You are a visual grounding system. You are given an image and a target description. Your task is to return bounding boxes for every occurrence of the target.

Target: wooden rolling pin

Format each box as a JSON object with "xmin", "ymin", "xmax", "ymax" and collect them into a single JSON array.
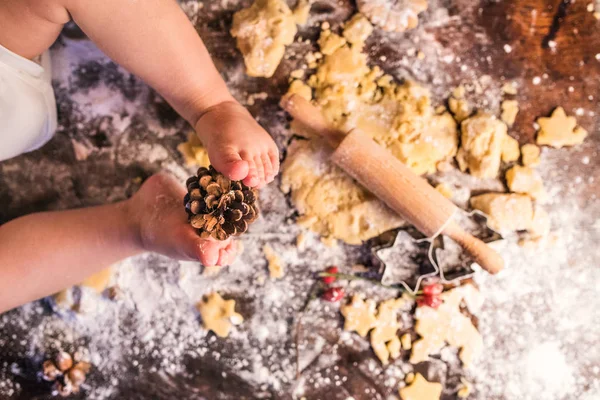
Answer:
[{"xmin": 281, "ymin": 94, "xmax": 504, "ymax": 274}]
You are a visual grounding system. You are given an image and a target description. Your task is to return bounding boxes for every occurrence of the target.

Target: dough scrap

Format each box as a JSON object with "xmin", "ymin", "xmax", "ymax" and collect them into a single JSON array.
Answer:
[
  {"xmin": 399, "ymin": 373, "xmax": 442, "ymax": 400},
  {"xmin": 536, "ymin": 107, "xmax": 587, "ymax": 148},
  {"xmin": 177, "ymin": 132, "xmax": 210, "ymax": 167},
  {"xmin": 501, "ymin": 135, "xmax": 520, "ymax": 163},
  {"xmin": 456, "ymin": 113, "xmax": 508, "ymax": 179},
  {"xmin": 282, "ymin": 17, "xmax": 458, "ymax": 243},
  {"xmin": 281, "ymin": 139, "xmax": 403, "ymax": 244},
  {"xmin": 231, "ymin": 0, "xmax": 298, "ymax": 78},
  {"xmin": 287, "ymin": 80, "xmax": 312, "ymax": 101},
  {"xmin": 501, "ymin": 99, "xmax": 519, "ymax": 126},
  {"xmin": 197, "ymin": 292, "xmax": 244, "ymax": 338},
  {"xmin": 340, "ymin": 294, "xmax": 378, "ymax": 337},
  {"xmin": 342, "ymin": 13, "xmax": 374, "ymax": 44},
  {"xmin": 410, "ymin": 284, "xmax": 483, "ymax": 367},
  {"xmin": 448, "ymin": 86, "xmax": 471, "ymax": 123},
  {"xmin": 370, "ymin": 298, "xmax": 405, "ymax": 364},
  {"xmin": 80, "ymin": 267, "xmax": 114, "ymax": 293},
  {"xmin": 263, "ymin": 244, "xmax": 284, "ymax": 279},
  {"xmin": 521, "ymin": 144, "xmax": 541, "ymax": 167},
  {"xmin": 502, "ymin": 82, "xmax": 518, "ymax": 95},
  {"xmin": 292, "ymin": 0, "xmax": 311, "ymax": 25},
  {"xmin": 357, "ymin": 0, "xmax": 428, "ymax": 32},
  {"xmin": 529, "ymin": 205, "xmax": 551, "ymax": 239},
  {"xmin": 470, "ymin": 193, "xmax": 533, "ymax": 233},
  {"xmin": 341, "ymin": 295, "xmax": 406, "ymax": 364},
  {"xmin": 435, "ymin": 183, "xmax": 453, "ymax": 199},
  {"xmin": 505, "ymin": 165, "xmax": 545, "ymax": 200}
]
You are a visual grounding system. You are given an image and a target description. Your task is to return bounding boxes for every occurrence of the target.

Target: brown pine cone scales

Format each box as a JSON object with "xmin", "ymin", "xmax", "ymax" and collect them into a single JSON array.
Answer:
[
  {"xmin": 184, "ymin": 166, "xmax": 259, "ymax": 240},
  {"xmin": 41, "ymin": 351, "xmax": 91, "ymax": 397}
]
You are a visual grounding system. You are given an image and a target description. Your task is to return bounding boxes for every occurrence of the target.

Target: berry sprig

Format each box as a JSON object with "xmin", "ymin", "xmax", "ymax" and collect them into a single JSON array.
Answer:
[
  {"xmin": 416, "ymin": 279, "xmax": 444, "ymax": 309},
  {"xmin": 319, "ymin": 266, "xmax": 345, "ymax": 302}
]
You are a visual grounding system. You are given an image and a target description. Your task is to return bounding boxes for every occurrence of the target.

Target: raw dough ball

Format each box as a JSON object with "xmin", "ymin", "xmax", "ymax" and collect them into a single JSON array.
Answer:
[
  {"xmin": 536, "ymin": 107, "xmax": 587, "ymax": 148},
  {"xmin": 470, "ymin": 193, "xmax": 533, "ymax": 232},
  {"xmin": 357, "ymin": 0, "xmax": 428, "ymax": 32},
  {"xmin": 456, "ymin": 113, "xmax": 508, "ymax": 179},
  {"xmin": 231, "ymin": 0, "xmax": 298, "ymax": 77},
  {"xmin": 505, "ymin": 165, "xmax": 545, "ymax": 200},
  {"xmin": 521, "ymin": 144, "xmax": 541, "ymax": 167}
]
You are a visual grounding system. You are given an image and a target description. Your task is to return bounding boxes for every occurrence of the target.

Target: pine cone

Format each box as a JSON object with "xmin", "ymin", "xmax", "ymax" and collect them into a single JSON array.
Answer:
[
  {"xmin": 184, "ymin": 166, "xmax": 259, "ymax": 240},
  {"xmin": 41, "ymin": 351, "xmax": 91, "ymax": 397}
]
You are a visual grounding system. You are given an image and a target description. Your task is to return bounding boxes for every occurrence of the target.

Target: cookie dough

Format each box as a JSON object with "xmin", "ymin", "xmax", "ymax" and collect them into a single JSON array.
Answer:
[
  {"xmin": 197, "ymin": 292, "xmax": 244, "ymax": 338},
  {"xmin": 280, "ymin": 139, "xmax": 404, "ymax": 244},
  {"xmin": 470, "ymin": 193, "xmax": 533, "ymax": 232},
  {"xmin": 501, "ymin": 99, "xmax": 519, "ymax": 126},
  {"xmin": 340, "ymin": 295, "xmax": 406, "ymax": 364},
  {"xmin": 357, "ymin": 0, "xmax": 428, "ymax": 32},
  {"xmin": 456, "ymin": 113, "xmax": 508, "ymax": 179},
  {"xmin": 501, "ymin": 135, "xmax": 520, "ymax": 163},
  {"xmin": 263, "ymin": 244, "xmax": 284, "ymax": 279},
  {"xmin": 370, "ymin": 298, "xmax": 405, "ymax": 364},
  {"xmin": 536, "ymin": 107, "xmax": 588, "ymax": 148},
  {"xmin": 410, "ymin": 285, "xmax": 483, "ymax": 367},
  {"xmin": 435, "ymin": 183, "xmax": 453, "ymax": 199},
  {"xmin": 231, "ymin": 0, "xmax": 298, "ymax": 77},
  {"xmin": 505, "ymin": 165, "xmax": 545, "ymax": 200},
  {"xmin": 178, "ymin": 132, "xmax": 210, "ymax": 167},
  {"xmin": 282, "ymin": 17, "xmax": 457, "ymax": 243},
  {"xmin": 340, "ymin": 294, "xmax": 378, "ymax": 337},
  {"xmin": 521, "ymin": 144, "xmax": 541, "ymax": 167},
  {"xmin": 448, "ymin": 86, "xmax": 472, "ymax": 123},
  {"xmin": 399, "ymin": 373, "xmax": 442, "ymax": 400}
]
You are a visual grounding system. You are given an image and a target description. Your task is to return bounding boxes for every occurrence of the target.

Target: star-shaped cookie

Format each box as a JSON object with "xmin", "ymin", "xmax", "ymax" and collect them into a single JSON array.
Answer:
[
  {"xmin": 536, "ymin": 107, "xmax": 587, "ymax": 148},
  {"xmin": 197, "ymin": 292, "xmax": 243, "ymax": 338}
]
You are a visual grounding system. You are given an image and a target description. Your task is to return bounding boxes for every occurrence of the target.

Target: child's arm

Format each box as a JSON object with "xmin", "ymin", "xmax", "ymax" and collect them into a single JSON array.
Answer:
[
  {"xmin": 0, "ymin": 173, "xmax": 237, "ymax": 314},
  {"xmin": 63, "ymin": 0, "xmax": 279, "ymax": 187},
  {"xmin": 64, "ymin": 0, "xmax": 231, "ymax": 128}
]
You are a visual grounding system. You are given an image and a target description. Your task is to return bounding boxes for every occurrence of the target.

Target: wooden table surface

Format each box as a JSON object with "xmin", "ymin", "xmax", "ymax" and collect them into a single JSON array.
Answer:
[{"xmin": 0, "ymin": 1, "xmax": 598, "ymax": 399}]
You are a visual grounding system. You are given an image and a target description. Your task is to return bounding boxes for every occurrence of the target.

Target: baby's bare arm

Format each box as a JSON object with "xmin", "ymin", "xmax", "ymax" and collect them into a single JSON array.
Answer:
[
  {"xmin": 0, "ymin": 0, "xmax": 233, "ymax": 126},
  {"xmin": 0, "ymin": 174, "xmax": 238, "ymax": 314},
  {"xmin": 64, "ymin": 0, "xmax": 234, "ymax": 126}
]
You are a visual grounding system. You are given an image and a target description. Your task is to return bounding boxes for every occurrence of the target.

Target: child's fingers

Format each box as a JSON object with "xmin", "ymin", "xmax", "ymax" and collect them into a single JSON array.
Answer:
[
  {"xmin": 211, "ymin": 151, "xmax": 249, "ymax": 181},
  {"xmin": 269, "ymin": 149, "xmax": 280, "ymax": 176},
  {"xmin": 242, "ymin": 157, "xmax": 259, "ymax": 187},
  {"xmin": 217, "ymin": 240, "xmax": 238, "ymax": 266},
  {"xmin": 253, "ymin": 155, "xmax": 266, "ymax": 187},
  {"xmin": 262, "ymin": 153, "xmax": 273, "ymax": 183}
]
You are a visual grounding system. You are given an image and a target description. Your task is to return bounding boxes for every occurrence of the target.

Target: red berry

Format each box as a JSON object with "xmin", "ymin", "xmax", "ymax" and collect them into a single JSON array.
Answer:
[
  {"xmin": 417, "ymin": 295, "xmax": 443, "ymax": 309},
  {"xmin": 322, "ymin": 266, "xmax": 339, "ymax": 285},
  {"xmin": 422, "ymin": 283, "xmax": 443, "ymax": 297},
  {"xmin": 322, "ymin": 287, "xmax": 344, "ymax": 302}
]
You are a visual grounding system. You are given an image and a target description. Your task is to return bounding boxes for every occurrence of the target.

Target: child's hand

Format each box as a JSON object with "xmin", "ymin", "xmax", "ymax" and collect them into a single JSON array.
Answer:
[
  {"xmin": 194, "ymin": 101, "xmax": 279, "ymax": 188},
  {"xmin": 128, "ymin": 173, "xmax": 239, "ymax": 266}
]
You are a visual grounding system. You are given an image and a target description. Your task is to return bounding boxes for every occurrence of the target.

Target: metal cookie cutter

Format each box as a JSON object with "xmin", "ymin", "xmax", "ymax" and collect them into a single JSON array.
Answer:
[{"xmin": 372, "ymin": 210, "xmax": 502, "ymax": 295}]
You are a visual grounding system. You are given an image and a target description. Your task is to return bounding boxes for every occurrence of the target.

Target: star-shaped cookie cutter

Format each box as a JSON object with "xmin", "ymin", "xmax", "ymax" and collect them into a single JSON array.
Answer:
[{"xmin": 371, "ymin": 210, "xmax": 502, "ymax": 295}]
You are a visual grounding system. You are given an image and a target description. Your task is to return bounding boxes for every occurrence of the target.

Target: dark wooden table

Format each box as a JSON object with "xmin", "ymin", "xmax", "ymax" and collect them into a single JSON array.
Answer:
[{"xmin": 0, "ymin": 1, "xmax": 598, "ymax": 399}]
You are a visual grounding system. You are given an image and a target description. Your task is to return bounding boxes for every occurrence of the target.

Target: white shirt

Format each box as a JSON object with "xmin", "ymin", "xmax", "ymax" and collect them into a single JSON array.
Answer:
[{"xmin": 0, "ymin": 43, "xmax": 57, "ymax": 162}]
